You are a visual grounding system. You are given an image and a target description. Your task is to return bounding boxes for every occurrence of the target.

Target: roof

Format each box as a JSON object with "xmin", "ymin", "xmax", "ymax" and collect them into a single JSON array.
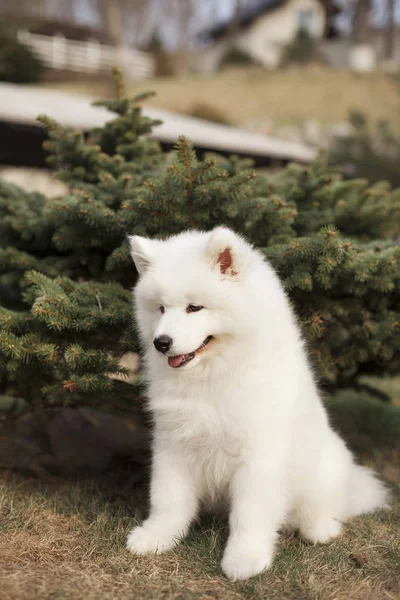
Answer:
[
  {"xmin": 0, "ymin": 83, "xmax": 316, "ymax": 165},
  {"xmin": 200, "ymin": 0, "xmax": 340, "ymax": 42}
]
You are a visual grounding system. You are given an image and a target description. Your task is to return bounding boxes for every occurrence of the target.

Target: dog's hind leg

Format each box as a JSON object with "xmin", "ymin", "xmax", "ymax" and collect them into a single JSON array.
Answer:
[{"xmin": 296, "ymin": 435, "xmax": 349, "ymax": 544}]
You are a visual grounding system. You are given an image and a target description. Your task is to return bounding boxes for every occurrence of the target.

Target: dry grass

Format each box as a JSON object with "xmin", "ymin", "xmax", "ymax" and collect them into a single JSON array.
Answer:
[
  {"xmin": 0, "ymin": 464, "xmax": 398, "ymax": 600},
  {"xmin": 0, "ymin": 446, "xmax": 398, "ymax": 595},
  {"xmin": 131, "ymin": 67, "xmax": 400, "ymax": 126},
  {"xmin": 43, "ymin": 66, "xmax": 400, "ymax": 127},
  {"xmin": 0, "ymin": 380, "xmax": 399, "ymax": 599}
]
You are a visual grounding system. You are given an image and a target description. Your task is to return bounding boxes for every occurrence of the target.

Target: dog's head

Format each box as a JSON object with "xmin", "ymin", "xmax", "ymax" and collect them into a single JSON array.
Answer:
[{"xmin": 129, "ymin": 227, "xmax": 262, "ymax": 374}]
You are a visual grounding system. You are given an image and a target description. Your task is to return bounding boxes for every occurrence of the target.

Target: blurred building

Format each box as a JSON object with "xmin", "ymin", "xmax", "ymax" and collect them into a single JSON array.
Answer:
[
  {"xmin": 16, "ymin": 27, "xmax": 154, "ymax": 81},
  {"xmin": 0, "ymin": 3, "xmax": 155, "ymax": 81},
  {"xmin": 196, "ymin": 0, "xmax": 340, "ymax": 73}
]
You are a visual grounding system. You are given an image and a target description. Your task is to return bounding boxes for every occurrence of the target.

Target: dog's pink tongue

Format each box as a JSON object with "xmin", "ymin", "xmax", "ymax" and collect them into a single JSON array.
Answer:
[{"xmin": 168, "ymin": 355, "xmax": 185, "ymax": 368}]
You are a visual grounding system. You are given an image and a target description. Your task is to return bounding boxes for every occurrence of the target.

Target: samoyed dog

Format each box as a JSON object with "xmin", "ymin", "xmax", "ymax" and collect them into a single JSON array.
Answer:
[{"xmin": 126, "ymin": 226, "xmax": 387, "ymax": 581}]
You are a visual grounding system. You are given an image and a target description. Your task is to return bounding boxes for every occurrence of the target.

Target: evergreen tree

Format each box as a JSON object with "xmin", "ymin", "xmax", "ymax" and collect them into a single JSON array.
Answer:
[
  {"xmin": 281, "ymin": 27, "xmax": 317, "ymax": 67},
  {"xmin": 329, "ymin": 111, "xmax": 400, "ymax": 188},
  {"xmin": 0, "ymin": 25, "xmax": 44, "ymax": 84},
  {"xmin": 0, "ymin": 71, "xmax": 399, "ymax": 412}
]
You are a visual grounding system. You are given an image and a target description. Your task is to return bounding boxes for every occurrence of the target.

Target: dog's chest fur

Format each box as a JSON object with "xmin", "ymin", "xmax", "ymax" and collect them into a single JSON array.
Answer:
[{"xmin": 154, "ymin": 399, "xmax": 243, "ymax": 504}]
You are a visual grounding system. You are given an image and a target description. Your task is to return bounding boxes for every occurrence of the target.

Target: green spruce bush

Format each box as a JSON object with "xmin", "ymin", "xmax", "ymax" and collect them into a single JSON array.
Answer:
[
  {"xmin": 219, "ymin": 46, "xmax": 255, "ymax": 69},
  {"xmin": 0, "ymin": 26, "xmax": 44, "ymax": 84},
  {"xmin": 329, "ymin": 111, "xmax": 400, "ymax": 187},
  {"xmin": 0, "ymin": 70, "xmax": 399, "ymax": 413},
  {"xmin": 281, "ymin": 27, "xmax": 317, "ymax": 67}
]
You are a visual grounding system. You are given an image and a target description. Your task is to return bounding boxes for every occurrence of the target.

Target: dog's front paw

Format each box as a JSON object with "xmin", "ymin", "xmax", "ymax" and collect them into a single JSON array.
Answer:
[
  {"xmin": 221, "ymin": 545, "xmax": 272, "ymax": 581},
  {"xmin": 126, "ymin": 526, "xmax": 178, "ymax": 555}
]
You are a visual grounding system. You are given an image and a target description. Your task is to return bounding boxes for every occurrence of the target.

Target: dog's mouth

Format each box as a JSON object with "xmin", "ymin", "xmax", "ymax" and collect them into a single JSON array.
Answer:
[{"xmin": 168, "ymin": 336, "xmax": 214, "ymax": 368}]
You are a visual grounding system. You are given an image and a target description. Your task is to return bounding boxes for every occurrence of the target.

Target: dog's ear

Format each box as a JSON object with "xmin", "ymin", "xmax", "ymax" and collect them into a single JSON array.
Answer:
[
  {"xmin": 207, "ymin": 227, "xmax": 239, "ymax": 277},
  {"xmin": 128, "ymin": 235, "xmax": 153, "ymax": 275}
]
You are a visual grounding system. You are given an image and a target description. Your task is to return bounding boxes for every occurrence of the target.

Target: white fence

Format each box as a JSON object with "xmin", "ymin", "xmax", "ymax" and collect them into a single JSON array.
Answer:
[{"xmin": 17, "ymin": 30, "xmax": 155, "ymax": 80}]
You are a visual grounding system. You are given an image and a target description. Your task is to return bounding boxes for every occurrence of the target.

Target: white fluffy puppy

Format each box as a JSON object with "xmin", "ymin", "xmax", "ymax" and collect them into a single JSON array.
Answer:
[{"xmin": 126, "ymin": 226, "xmax": 387, "ymax": 581}]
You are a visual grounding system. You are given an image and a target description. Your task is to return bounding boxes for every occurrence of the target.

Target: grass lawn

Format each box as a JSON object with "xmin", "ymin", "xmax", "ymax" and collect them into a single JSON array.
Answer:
[
  {"xmin": 0, "ymin": 381, "xmax": 399, "ymax": 600},
  {"xmin": 43, "ymin": 67, "xmax": 400, "ymax": 128}
]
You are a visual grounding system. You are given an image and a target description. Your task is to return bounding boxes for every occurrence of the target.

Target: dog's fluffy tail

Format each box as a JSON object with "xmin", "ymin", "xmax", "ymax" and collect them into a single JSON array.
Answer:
[{"xmin": 346, "ymin": 464, "xmax": 388, "ymax": 518}]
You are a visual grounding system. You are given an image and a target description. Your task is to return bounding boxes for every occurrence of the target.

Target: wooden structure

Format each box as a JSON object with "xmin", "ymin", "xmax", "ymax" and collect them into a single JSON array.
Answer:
[{"xmin": 17, "ymin": 30, "xmax": 155, "ymax": 81}]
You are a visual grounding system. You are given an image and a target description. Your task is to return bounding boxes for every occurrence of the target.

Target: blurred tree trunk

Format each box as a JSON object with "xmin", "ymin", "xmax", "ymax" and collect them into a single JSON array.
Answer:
[
  {"xmin": 99, "ymin": 0, "xmax": 153, "ymax": 47},
  {"xmin": 171, "ymin": 0, "xmax": 195, "ymax": 51},
  {"xmin": 384, "ymin": 0, "xmax": 396, "ymax": 60},
  {"xmin": 223, "ymin": 0, "xmax": 247, "ymax": 58},
  {"xmin": 102, "ymin": 0, "xmax": 124, "ymax": 46},
  {"xmin": 352, "ymin": 0, "xmax": 371, "ymax": 45},
  {"xmin": 157, "ymin": 0, "xmax": 196, "ymax": 75},
  {"xmin": 227, "ymin": 0, "xmax": 243, "ymax": 37}
]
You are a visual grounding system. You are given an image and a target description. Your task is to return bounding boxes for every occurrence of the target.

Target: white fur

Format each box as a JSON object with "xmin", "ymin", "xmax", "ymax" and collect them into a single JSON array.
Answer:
[{"xmin": 126, "ymin": 227, "xmax": 388, "ymax": 581}]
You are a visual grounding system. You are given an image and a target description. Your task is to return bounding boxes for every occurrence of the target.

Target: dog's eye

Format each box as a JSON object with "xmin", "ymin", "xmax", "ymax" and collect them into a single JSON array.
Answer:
[
  {"xmin": 187, "ymin": 304, "xmax": 203, "ymax": 313},
  {"xmin": 159, "ymin": 305, "xmax": 165, "ymax": 314}
]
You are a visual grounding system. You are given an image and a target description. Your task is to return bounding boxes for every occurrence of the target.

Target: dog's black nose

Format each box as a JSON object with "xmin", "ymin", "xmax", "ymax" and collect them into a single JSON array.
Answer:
[{"xmin": 154, "ymin": 335, "xmax": 173, "ymax": 354}]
